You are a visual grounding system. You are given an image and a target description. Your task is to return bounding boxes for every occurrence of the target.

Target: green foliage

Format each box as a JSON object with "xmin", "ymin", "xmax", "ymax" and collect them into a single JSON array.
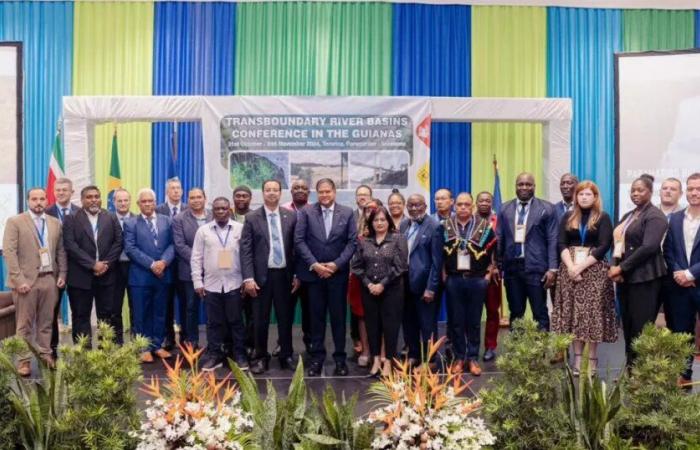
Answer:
[
  {"xmin": 0, "ymin": 323, "xmax": 147, "ymax": 450},
  {"xmin": 616, "ymin": 324, "xmax": 700, "ymax": 449},
  {"xmin": 481, "ymin": 318, "xmax": 576, "ymax": 449},
  {"xmin": 0, "ymin": 343, "xmax": 21, "ymax": 449},
  {"xmin": 230, "ymin": 359, "xmax": 371, "ymax": 450},
  {"xmin": 563, "ymin": 345, "xmax": 623, "ymax": 450}
]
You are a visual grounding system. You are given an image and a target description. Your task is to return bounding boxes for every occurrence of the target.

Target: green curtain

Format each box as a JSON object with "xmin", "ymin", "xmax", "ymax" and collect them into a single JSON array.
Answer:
[
  {"xmin": 72, "ymin": 1, "xmax": 154, "ymax": 200},
  {"xmin": 236, "ymin": 2, "xmax": 392, "ymax": 96},
  {"xmin": 623, "ymin": 10, "xmax": 695, "ymax": 52},
  {"xmin": 470, "ymin": 6, "xmax": 547, "ymax": 198}
]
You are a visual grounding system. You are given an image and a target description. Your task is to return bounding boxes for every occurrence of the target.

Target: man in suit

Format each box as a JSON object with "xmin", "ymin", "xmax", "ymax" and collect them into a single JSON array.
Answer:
[
  {"xmin": 63, "ymin": 185, "xmax": 123, "ymax": 345},
  {"xmin": 432, "ymin": 188, "xmax": 454, "ymax": 223},
  {"xmin": 124, "ymin": 188, "xmax": 175, "ymax": 363},
  {"xmin": 172, "ymin": 188, "xmax": 211, "ymax": 348},
  {"xmin": 241, "ymin": 180, "xmax": 299, "ymax": 374},
  {"xmin": 659, "ymin": 177, "xmax": 684, "ymax": 218},
  {"xmin": 400, "ymin": 194, "xmax": 443, "ymax": 367},
  {"xmin": 46, "ymin": 177, "xmax": 79, "ymax": 359},
  {"xmin": 3, "ymin": 188, "xmax": 67, "ymax": 375},
  {"xmin": 553, "ymin": 173, "xmax": 579, "ymax": 222},
  {"xmin": 663, "ymin": 173, "xmax": 700, "ymax": 388},
  {"xmin": 497, "ymin": 172, "xmax": 558, "ymax": 330},
  {"xmin": 295, "ymin": 178, "xmax": 357, "ymax": 377},
  {"xmin": 112, "ymin": 188, "xmax": 135, "ymax": 344},
  {"xmin": 156, "ymin": 178, "xmax": 187, "ymax": 351},
  {"xmin": 350, "ymin": 184, "xmax": 372, "ymax": 354}
]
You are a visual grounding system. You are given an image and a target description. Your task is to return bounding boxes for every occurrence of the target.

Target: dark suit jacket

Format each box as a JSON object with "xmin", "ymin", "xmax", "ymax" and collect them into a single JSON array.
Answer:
[
  {"xmin": 399, "ymin": 216, "xmax": 443, "ymax": 295},
  {"xmin": 615, "ymin": 202, "xmax": 667, "ymax": 283},
  {"xmin": 124, "ymin": 214, "xmax": 175, "ymax": 286},
  {"xmin": 240, "ymin": 206, "xmax": 297, "ymax": 286},
  {"xmin": 294, "ymin": 202, "xmax": 357, "ymax": 283},
  {"xmin": 46, "ymin": 203, "xmax": 80, "ymax": 224},
  {"xmin": 553, "ymin": 201, "xmax": 571, "ymax": 224},
  {"xmin": 63, "ymin": 209, "xmax": 123, "ymax": 289},
  {"xmin": 156, "ymin": 202, "xmax": 188, "ymax": 218},
  {"xmin": 113, "ymin": 212, "xmax": 136, "ymax": 261},
  {"xmin": 497, "ymin": 197, "xmax": 558, "ymax": 276},
  {"xmin": 172, "ymin": 209, "xmax": 212, "ymax": 281},
  {"xmin": 664, "ymin": 209, "xmax": 700, "ymax": 280}
]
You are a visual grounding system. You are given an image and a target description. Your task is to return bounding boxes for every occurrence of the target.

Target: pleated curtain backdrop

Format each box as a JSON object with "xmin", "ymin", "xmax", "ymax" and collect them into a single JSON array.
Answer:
[
  {"xmin": 72, "ymin": 1, "xmax": 154, "ymax": 200},
  {"xmin": 547, "ymin": 8, "xmax": 622, "ymax": 215},
  {"xmin": 0, "ymin": 1, "xmax": 73, "ymax": 192},
  {"xmin": 470, "ymin": 6, "xmax": 547, "ymax": 199},
  {"xmin": 623, "ymin": 9, "xmax": 695, "ymax": 52},
  {"xmin": 152, "ymin": 1, "xmax": 236, "ymax": 202},
  {"xmin": 696, "ymin": 10, "xmax": 700, "ymax": 47},
  {"xmin": 392, "ymin": 4, "xmax": 472, "ymax": 203}
]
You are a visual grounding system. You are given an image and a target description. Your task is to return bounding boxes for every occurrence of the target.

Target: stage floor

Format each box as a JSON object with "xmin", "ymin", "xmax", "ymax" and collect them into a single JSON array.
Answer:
[{"xmin": 51, "ymin": 322, "xmax": 699, "ymax": 416}]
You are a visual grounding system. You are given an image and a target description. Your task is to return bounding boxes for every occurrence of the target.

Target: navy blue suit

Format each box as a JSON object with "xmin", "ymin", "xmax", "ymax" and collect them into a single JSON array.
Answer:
[
  {"xmin": 663, "ymin": 209, "xmax": 700, "ymax": 379},
  {"xmin": 497, "ymin": 197, "xmax": 558, "ymax": 330},
  {"xmin": 124, "ymin": 214, "xmax": 175, "ymax": 351},
  {"xmin": 399, "ymin": 216, "xmax": 444, "ymax": 360},
  {"xmin": 294, "ymin": 202, "xmax": 357, "ymax": 365}
]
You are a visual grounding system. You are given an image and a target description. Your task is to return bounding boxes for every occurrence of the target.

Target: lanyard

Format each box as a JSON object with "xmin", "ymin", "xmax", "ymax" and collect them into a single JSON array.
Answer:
[
  {"xmin": 579, "ymin": 223, "xmax": 587, "ymax": 246},
  {"xmin": 406, "ymin": 221, "xmax": 420, "ymax": 241},
  {"xmin": 56, "ymin": 207, "xmax": 65, "ymax": 223},
  {"xmin": 35, "ymin": 218, "xmax": 46, "ymax": 247},
  {"xmin": 457, "ymin": 218, "xmax": 476, "ymax": 240},
  {"xmin": 215, "ymin": 224, "xmax": 231, "ymax": 248},
  {"xmin": 621, "ymin": 211, "xmax": 638, "ymax": 236}
]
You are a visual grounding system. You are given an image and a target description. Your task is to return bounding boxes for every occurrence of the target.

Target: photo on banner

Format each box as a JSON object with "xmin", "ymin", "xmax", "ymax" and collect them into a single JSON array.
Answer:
[{"xmin": 202, "ymin": 96, "xmax": 431, "ymax": 206}]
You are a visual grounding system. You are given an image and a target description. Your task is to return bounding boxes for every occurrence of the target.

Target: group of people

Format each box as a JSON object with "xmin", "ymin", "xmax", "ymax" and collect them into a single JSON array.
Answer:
[{"xmin": 3, "ymin": 171, "xmax": 699, "ymax": 387}]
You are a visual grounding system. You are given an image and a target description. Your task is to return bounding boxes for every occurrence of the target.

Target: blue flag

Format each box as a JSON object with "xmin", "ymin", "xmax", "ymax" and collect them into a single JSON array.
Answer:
[
  {"xmin": 167, "ymin": 122, "xmax": 179, "ymax": 181},
  {"xmin": 492, "ymin": 156, "xmax": 503, "ymax": 214}
]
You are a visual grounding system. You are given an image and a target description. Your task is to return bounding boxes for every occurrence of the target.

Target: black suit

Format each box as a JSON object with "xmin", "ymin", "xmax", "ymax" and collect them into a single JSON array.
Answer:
[
  {"xmin": 113, "ymin": 212, "xmax": 135, "ymax": 344},
  {"xmin": 156, "ymin": 202, "xmax": 187, "ymax": 348},
  {"xmin": 63, "ymin": 209, "xmax": 123, "ymax": 343},
  {"xmin": 46, "ymin": 203, "xmax": 80, "ymax": 355},
  {"xmin": 240, "ymin": 206, "xmax": 297, "ymax": 360}
]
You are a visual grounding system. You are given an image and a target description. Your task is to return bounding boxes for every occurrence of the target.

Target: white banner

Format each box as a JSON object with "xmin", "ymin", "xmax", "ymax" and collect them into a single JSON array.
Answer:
[{"xmin": 200, "ymin": 96, "xmax": 432, "ymax": 206}]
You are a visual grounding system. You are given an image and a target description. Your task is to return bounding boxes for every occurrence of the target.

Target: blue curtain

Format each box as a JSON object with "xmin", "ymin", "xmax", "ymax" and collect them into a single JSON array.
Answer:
[
  {"xmin": 0, "ymin": 1, "xmax": 73, "ymax": 193},
  {"xmin": 547, "ymin": 7, "xmax": 622, "ymax": 215},
  {"xmin": 392, "ymin": 4, "xmax": 471, "ymax": 207},
  {"xmin": 152, "ymin": 1, "xmax": 236, "ymax": 202}
]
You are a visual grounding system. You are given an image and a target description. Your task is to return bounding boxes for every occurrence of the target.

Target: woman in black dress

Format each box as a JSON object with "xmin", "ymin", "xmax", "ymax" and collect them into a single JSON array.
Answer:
[
  {"xmin": 608, "ymin": 174, "xmax": 668, "ymax": 364},
  {"xmin": 552, "ymin": 181, "xmax": 616, "ymax": 375}
]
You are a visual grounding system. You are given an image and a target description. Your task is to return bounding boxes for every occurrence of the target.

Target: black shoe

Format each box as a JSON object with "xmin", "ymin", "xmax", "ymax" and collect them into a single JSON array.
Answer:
[
  {"xmin": 307, "ymin": 362, "xmax": 323, "ymax": 377},
  {"xmin": 201, "ymin": 357, "xmax": 223, "ymax": 372},
  {"xmin": 279, "ymin": 355, "xmax": 296, "ymax": 371},
  {"xmin": 271, "ymin": 344, "xmax": 281, "ymax": 358},
  {"xmin": 333, "ymin": 361, "xmax": 349, "ymax": 376},
  {"xmin": 233, "ymin": 357, "xmax": 249, "ymax": 371},
  {"xmin": 483, "ymin": 349, "xmax": 496, "ymax": 362},
  {"xmin": 162, "ymin": 339, "xmax": 174, "ymax": 352},
  {"xmin": 250, "ymin": 358, "xmax": 269, "ymax": 375}
]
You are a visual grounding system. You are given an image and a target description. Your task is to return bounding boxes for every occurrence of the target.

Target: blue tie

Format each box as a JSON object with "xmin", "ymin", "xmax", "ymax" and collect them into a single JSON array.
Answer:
[
  {"xmin": 323, "ymin": 208, "xmax": 332, "ymax": 239},
  {"xmin": 147, "ymin": 217, "xmax": 158, "ymax": 244},
  {"xmin": 172, "ymin": 206, "xmax": 178, "ymax": 217},
  {"xmin": 269, "ymin": 213, "xmax": 284, "ymax": 266},
  {"xmin": 516, "ymin": 202, "xmax": 527, "ymax": 256}
]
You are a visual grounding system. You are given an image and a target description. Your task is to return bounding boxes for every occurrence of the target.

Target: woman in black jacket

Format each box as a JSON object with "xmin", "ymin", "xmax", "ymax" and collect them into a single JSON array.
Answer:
[{"xmin": 608, "ymin": 175, "xmax": 668, "ymax": 364}]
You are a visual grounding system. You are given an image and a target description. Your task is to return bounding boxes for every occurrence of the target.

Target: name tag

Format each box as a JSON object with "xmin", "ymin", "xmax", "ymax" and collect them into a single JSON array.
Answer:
[
  {"xmin": 457, "ymin": 248, "xmax": 471, "ymax": 271},
  {"xmin": 218, "ymin": 250, "xmax": 233, "ymax": 269},
  {"xmin": 514, "ymin": 224, "xmax": 526, "ymax": 243},
  {"xmin": 613, "ymin": 240, "xmax": 623, "ymax": 259},
  {"xmin": 573, "ymin": 246, "xmax": 589, "ymax": 265},
  {"xmin": 39, "ymin": 247, "xmax": 52, "ymax": 269}
]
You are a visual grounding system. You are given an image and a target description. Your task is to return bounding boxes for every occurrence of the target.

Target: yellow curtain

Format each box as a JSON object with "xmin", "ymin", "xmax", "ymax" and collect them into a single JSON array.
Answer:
[
  {"xmin": 72, "ymin": 1, "xmax": 154, "ymax": 202},
  {"xmin": 471, "ymin": 6, "xmax": 547, "ymax": 199}
]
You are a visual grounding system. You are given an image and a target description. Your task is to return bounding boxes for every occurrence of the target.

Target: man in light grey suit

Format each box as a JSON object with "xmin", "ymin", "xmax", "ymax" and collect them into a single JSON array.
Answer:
[{"xmin": 172, "ymin": 188, "xmax": 211, "ymax": 348}]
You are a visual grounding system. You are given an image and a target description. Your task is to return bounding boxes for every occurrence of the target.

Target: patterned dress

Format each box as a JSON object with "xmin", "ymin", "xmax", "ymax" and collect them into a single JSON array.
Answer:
[{"xmin": 552, "ymin": 210, "xmax": 618, "ymax": 343}]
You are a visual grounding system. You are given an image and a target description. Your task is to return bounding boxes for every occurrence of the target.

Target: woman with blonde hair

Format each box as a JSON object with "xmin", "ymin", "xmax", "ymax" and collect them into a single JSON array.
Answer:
[{"xmin": 552, "ymin": 181, "xmax": 617, "ymax": 375}]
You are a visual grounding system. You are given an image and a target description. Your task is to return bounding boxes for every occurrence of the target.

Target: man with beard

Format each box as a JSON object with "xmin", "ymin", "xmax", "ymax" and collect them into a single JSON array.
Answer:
[{"xmin": 63, "ymin": 186, "xmax": 123, "ymax": 345}]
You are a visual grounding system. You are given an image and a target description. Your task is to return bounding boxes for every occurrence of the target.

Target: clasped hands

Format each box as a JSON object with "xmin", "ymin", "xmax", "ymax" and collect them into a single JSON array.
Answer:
[
  {"xmin": 93, "ymin": 261, "xmax": 109, "ymax": 277},
  {"xmin": 566, "ymin": 264, "xmax": 585, "ymax": 283},
  {"xmin": 312, "ymin": 262, "xmax": 338, "ymax": 279},
  {"xmin": 673, "ymin": 270, "xmax": 696, "ymax": 288},
  {"xmin": 150, "ymin": 260, "xmax": 167, "ymax": 278}
]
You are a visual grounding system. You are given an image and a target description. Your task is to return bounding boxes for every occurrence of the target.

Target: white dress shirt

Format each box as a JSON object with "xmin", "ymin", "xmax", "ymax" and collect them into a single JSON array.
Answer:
[
  {"xmin": 117, "ymin": 213, "xmax": 130, "ymax": 261},
  {"xmin": 683, "ymin": 209, "xmax": 700, "ymax": 281},
  {"xmin": 514, "ymin": 197, "xmax": 533, "ymax": 258},
  {"xmin": 265, "ymin": 206, "xmax": 286, "ymax": 269},
  {"xmin": 190, "ymin": 219, "xmax": 243, "ymax": 293},
  {"xmin": 87, "ymin": 211, "xmax": 99, "ymax": 259}
]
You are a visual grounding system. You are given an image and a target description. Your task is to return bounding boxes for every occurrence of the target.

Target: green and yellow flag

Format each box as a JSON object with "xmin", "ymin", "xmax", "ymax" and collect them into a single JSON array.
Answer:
[{"xmin": 107, "ymin": 126, "xmax": 121, "ymax": 212}]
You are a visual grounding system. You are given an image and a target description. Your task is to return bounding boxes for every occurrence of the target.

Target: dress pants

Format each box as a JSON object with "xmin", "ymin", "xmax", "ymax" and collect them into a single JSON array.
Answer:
[
  {"xmin": 163, "ymin": 260, "xmax": 181, "ymax": 348},
  {"xmin": 504, "ymin": 259, "xmax": 549, "ymax": 330},
  {"xmin": 403, "ymin": 286, "xmax": 440, "ymax": 361},
  {"xmin": 361, "ymin": 279, "xmax": 403, "ymax": 360},
  {"xmin": 111, "ymin": 261, "xmax": 131, "ymax": 344},
  {"xmin": 297, "ymin": 283, "xmax": 311, "ymax": 350},
  {"xmin": 668, "ymin": 284, "xmax": 700, "ymax": 379},
  {"xmin": 50, "ymin": 287, "xmax": 65, "ymax": 357},
  {"xmin": 179, "ymin": 280, "xmax": 200, "ymax": 346},
  {"xmin": 130, "ymin": 282, "xmax": 170, "ymax": 352},
  {"xmin": 67, "ymin": 279, "xmax": 113, "ymax": 345},
  {"xmin": 484, "ymin": 281, "xmax": 502, "ymax": 350},
  {"xmin": 252, "ymin": 269, "xmax": 294, "ymax": 360},
  {"xmin": 618, "ymin": 278, "xmax": 662, "ymax": 364},
  {"xmin": 446, "ymin": 275, "xmax": 488, "ymax": 361},
  {"xmin": 14, "ymin": 273, "xmax": 59, "ymax": 362},
  {"xmin": 308, "ymin": 275, "xmax": 349, "ymax": 364},
  {"xmin": 204, "ymin": 289, "xmax": 245, "ymax": 362}
]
